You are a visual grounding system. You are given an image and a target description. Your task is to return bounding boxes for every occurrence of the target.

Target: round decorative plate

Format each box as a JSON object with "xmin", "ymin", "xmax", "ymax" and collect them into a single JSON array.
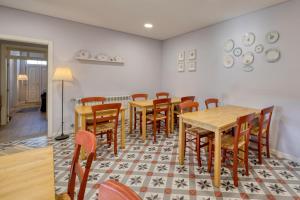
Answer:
[
  {"xmin": 266, "ymin": 31, "xmax": 280, "ymax": 44},
  {"xmin": 242, "ymin": 52, "xmax": 254, "ymax": 65},
  {"xmin": 242, "ymin": 32, "xmax": 256, "ymax": 47},
  {"xmin": 243, "ymin": 65, "xmax": 254, "ymax": 72},
  {"xmin": 223, "ymin": 55, "xmax": 234, "ymax": 68},
  {"xmin": 265, "ymin": 48, "xmax": 281, "ymax": 63},
  {"xmin": 77, "ymin": 49, "xmax": 91, "ymax": 59},
  {"xmin": 255, "ymin": 44, "xmax": 264, "ymax": 54},
  {"xmin": 233, "ymin": 47, "xmax": 242, "ymax": 57},
  {"xmin": 95, "ymin": 54, "xmax": 108, "ymax": 61},
  {"xmin": 224, "ymin": 39, "xmax": 235, "ymax": 52}
]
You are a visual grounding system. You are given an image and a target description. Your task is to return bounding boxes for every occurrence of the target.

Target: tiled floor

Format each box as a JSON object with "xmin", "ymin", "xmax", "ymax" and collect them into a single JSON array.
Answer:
[
  {"xmin": 1, "ymin": 121, "xmax": 300, "ymax": 200},
  {"xmin": 0, "ymin": 107, "xmax": 47, "ymax": 142}
]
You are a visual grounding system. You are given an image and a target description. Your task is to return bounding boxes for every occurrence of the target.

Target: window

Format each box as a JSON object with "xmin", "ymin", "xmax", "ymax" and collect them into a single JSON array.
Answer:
[{"xmin": 26, "ymin": 60, "xmax": 47, "ymax": 65}]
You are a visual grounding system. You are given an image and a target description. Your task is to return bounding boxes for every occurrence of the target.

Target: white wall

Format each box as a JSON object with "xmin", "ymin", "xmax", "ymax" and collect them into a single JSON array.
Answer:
[
  {"xmin": 0, "ymin": 6, "xmax": 162, "ymax": 135},
  {"xmin": 161, "ymin": 0, "xmax": 300, "ymax": 158}
]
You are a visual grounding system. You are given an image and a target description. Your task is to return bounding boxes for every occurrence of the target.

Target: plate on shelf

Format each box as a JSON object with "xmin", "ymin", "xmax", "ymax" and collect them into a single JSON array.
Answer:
[
  {"xmin": 265, "ymin": 48, "xmax": 281, "ymax": 63},
  {"xmin": 233, "ymin": 47, "xmax": 242, "ymax": 57},
  {"xmin": 95, "ymin": 54, "xmax": 108, "ymax": 61},
  {"xmin": 114, "ymin": 56, "xmax": 124, "ymax": 63},
  {"xmin": 224, "ymin": 39, "xmax": 235, "ymax": 52},
  {"xmin": 266, "ymin": 31, "xmax": 280, "ymax": 44},
  {"xmin": 242, "ymin": 52, "xmax": 254, "ymax": 65},
  {"xmin": 242, "ymin": 32, "xmax": 255, "ymax": 47},
  {"xmin": 255, "ymin": 44, "xmax": 264, "ymax": 54},
  {"xmin": 223, "ymin": 55, "xmax": 234, "ymax": 68},
  {"xmin": 76, "ymin": 49, "xmax": 91, "ymax": 59}
]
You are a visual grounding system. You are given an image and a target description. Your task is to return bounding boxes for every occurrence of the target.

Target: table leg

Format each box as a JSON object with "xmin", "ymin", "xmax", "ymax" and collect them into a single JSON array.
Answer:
[
  {"xmin": 178, "ymin": 116, "xmax": 186, "ymax": 165},
  {"xmin": 74, "ymin": 111, "xmax": 78, "ymax": 134},
  {"xmin": 129, "ymin": 103, "xmax": 133, "ymax": 134},
  {"xmin": 171, "ymin": 104, "xmax": 174, "ymax": 133},
  {"xmin": 214, "ymin": 130, "xmax": 221, "ymax": 187},
  {"xmin": 142, "ymin": 107, "xmax": 146, "ymax": 142},
  {"xmin": 121, "ymin": 109, "xmax": 125, "ymax": 149}
]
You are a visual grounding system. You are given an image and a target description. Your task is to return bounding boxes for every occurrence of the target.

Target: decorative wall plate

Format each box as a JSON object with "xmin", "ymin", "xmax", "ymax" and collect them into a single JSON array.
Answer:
[
  {"xmin": 223, "ymin": 55, "xmax": 234, "ymax": 68},
  {"xmin": 243, "ymin": 65, "xmax": 254, "ymax": 72},
  {"xmin": 76, "ymin": 49, "xmax": 91, "ymax": 59},
  {"xmin": 178, "ymin": 51, "xmax": 185, "ymax": 61},
  {"xmin": 242, "ymin": 52, "xmax": 254, "ymax": 65},
  {"xmin": 224, "ymin": 39, "xmax": 235, "ymax": 52},
  {"xmin": 233, "ymin": 47, "xmax": 242, "ymax": 57},
  {"xmin": 178, "ymin": 62, "xmax": 185, "ymax": 72},
  {"xmin": 95, "ymin": 54, "xmax": 108, "ymax": 61},
  {"xmin": 187, "ymin": 61, "xmax": 196, "ymax": 72},
  {"xmin": 255, "ymin": 44, "xmax": 264, "ymax": 54},
  {"xmin": 266, "ymin": 31, "xmax": 280, "ymax": 44},
  {"xmin": 187, "ymin": 49, "xmax": 197, "ymax": 60},
  {"xmin": 265, "ymin": 48, "xmax": 281, "ymax": 63},
  {"xmin": 114, "ymin": 56, "xmax": 124, "ymax": 62},
  {"xmin": 242, "ymin": 32, "xmax": 256, "ymax": 47}
]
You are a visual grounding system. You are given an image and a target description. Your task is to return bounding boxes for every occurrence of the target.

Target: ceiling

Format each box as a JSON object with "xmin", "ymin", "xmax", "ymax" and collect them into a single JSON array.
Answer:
[{"xmin": 0, "ymin": 0, "xmax": 288, "ymax": 40}]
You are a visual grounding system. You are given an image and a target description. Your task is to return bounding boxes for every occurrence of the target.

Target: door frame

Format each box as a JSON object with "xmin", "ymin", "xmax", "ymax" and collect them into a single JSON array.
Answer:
[{"xmin": 0, "ymin": 34, "xmax": 53, "ymax": 137}]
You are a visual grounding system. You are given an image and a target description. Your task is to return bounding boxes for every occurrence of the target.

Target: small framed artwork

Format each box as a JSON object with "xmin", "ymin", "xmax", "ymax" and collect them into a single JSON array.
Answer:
[
  {"xmin": 178, "ymin": 51, "xmax": 185, "ymax": 61},
  {"xmin": 187, "ymin": 61, "xmax": 196, "ymax": 72},
  {"xmin": 187, "ymin": 49, "xmax": 197, "ymax": 60},
  {"xmin": 178, "ymin": 62, "xmax": 185, "ymax": 72}
]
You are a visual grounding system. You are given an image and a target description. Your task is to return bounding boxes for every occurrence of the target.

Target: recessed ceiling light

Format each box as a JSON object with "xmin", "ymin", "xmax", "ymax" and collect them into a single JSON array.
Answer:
[{"xmin": 144, "ymin": 23, "xmax": 153, "ymax": 29}]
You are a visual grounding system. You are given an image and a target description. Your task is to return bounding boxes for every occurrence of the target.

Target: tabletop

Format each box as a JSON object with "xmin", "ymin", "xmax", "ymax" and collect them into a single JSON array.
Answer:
[
  {"xmin": 75, "ymin": 105, "xmax": 126, "ymax": 115},
  {"xmin": 129, "ymin": 97, "xmax": 181, "ymax": 107}
]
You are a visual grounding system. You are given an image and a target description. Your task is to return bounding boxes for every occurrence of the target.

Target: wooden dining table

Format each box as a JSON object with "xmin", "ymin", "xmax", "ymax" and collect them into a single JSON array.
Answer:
[
  {"xmin": 178, "ymin": 105, "xmax": 260, "ymax": 187},
  {"xmin": 74, "ymin": 105, "xmax": 126, "ymax": 149},
  {"xmin": 128, "ymin": 98, "xmax": 181, "ymax": 141}
]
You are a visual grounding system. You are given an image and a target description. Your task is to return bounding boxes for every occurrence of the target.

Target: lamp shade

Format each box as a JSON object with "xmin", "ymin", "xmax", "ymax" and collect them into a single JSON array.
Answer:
[
  {"xmin": 17, "ymin": 74, "xmax": 28, "ymax": 81},
  {"xmin": 53, "ymin": 67, "xmax": 73, "ymax": 81}
]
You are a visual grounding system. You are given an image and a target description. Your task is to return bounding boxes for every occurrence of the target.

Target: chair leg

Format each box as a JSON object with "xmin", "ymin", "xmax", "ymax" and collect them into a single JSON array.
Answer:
[
  {"xmin": 184, "ymin": 132, "xmax": 186, "ymax": 157},
  {"xmin": 266, "ymin": 135, "xmax": 270, "ymax": 158},
  {"xmin": 232, "ymin": 150, "xmax": 239, "ymax": 187},
  {"xmin": 153, "ymin": 121, "xmax": 157, "ymax": 143},
  {"xmin": 222, "ymin": 149, "xmax": 227, "ymax": 163},
  {"xmin": 245, "ymin": 147, "xmax": 249, "ymax": 176},
  {"xmin": 139, "ymin": 113, "xmax": 142, "ymax": 135},
  {"xmin": 134, "ymin": 113, "xmax": 137, "ymax": 130},
  {"xmin": 207, "ymin": 139, "xmax": 213, "ymax": 173},
  {"xmin": 165, "ymin": 118, "xmax": 168, "ymax": 137},
  {"xmin": 114, "ymin": 130, "xmax": 117, "ymax": 156},
  {"xmin": 258, "ymin": 139, "xmax": 262, "ymax": 164},
  {"xmin": 196, "ymin": 135, "xmax": 201, "ymax": 167},
  {"xmin": 157, "ymin": 120, "xmax": 161, "ymax": 133}
]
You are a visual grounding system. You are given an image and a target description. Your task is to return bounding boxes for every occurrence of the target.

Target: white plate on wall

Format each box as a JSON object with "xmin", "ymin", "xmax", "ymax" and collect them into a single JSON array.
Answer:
[
  {"xmin": 223, "ymin": 55, "xmax": 234, "ymax": 68},
  {"xmin": 266, "ymin": 31, "xmax": 280, "ymax": 44},
  {"xmin": 242, "ymin": 32, "xmax": 255, "ymax": 47},
  {"xmin": 242, "ymin": 52, "xmax": 254, "ymax": 65},
  {"xmin": 265, "ymin": 48, "xmax": 281, "ymax": 63},
  {"xmin": 95, "ymin": 54, "xmax": 109, "ymax": 61},
  {"xmin": 76, "ymin": 49, "xmax": 91, "ymax": 59},
  {"xmin": 255, "ymin": 44, "xmax": 264, "ymax": 54},
  {"xmin": 233, "ymin": 47, "xmax": 242, "ymax": 57},
  {"xmin": 224, "ymin": 39, "xmax": 235, "ymax": 52}
]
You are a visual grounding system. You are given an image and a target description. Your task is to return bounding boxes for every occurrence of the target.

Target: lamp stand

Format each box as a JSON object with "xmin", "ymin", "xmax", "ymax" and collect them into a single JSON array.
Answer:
[{"xmin": 55, "ymin": 80, "xmax": 69, "ymax": 141}]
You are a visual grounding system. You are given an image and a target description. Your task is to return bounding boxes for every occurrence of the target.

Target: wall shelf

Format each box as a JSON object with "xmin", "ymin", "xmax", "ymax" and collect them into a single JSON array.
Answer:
[{"xmin": 75, "ymin": 57, "xmax": 124, "ymax": 64}]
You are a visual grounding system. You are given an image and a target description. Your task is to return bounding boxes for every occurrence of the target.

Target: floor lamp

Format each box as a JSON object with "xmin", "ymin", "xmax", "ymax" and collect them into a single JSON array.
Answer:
[{"xmin": 53, "ymin": 67, "xmax": 73, "ymax": 141}]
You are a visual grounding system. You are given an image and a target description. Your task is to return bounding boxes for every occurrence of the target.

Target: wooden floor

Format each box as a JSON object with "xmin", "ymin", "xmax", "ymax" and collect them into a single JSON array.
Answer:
[{"xmin": 0, "ymin": 107, "xmax": 47, "ymax": 142}]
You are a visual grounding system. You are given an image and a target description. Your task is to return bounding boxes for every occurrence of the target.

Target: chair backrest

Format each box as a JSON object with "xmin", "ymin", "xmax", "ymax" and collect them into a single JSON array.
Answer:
[
  {"xmin": 68, "ymin": 130, "xmax": 96, "ymax": 200},
  {"xmin": 81, "ymin": 97, "xmax": 106, "ymax": 106},
  {"xmin": 131, "ymin": 93, "xmax": 148, "ymax": 101},
  {"xmin": 205, "ymin": 98, "xmax": 219, "ymax": 109},
  {"xmin": 153, "ymin": 98, "xmax": 171, "ymax": 117},
  {"xmin": 98, "ymin": 180, "xmax": 141, "ymax": 200},
  {"xmin": 234, "ymin": 113, "xmax": 255, "ymax": 151},
  {"xmin": 156, "ymin": 92, "xmax": 169, "ymax": 99},
  {"xmin": 259, "ymin": 106, "xmax": 274, "ymax": 135},
  {"xmin": 179, "ymin": 100, "xmax": 199, "ymax": 114},
  {"xmin": 91, "ymin": 103, "xmax": 121, "ymax": 133},
  {"xmin": 181, "ymin": 96, "xmax": 195, "ymax": 103}
]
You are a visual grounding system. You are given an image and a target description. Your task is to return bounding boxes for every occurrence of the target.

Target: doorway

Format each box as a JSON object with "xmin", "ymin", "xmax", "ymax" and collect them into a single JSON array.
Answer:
[{"xmin": 0, "ymin": 41, "xmax": 48, "ymax": 142}]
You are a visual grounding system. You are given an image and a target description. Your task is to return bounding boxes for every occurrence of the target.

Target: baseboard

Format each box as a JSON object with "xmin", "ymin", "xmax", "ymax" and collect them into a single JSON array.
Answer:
[{"xmin": 270, "ymin": 148, "xmax": 300, "ymax": 162}]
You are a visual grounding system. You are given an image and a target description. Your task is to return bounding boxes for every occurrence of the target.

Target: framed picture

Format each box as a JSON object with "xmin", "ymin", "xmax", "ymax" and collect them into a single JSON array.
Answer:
[
  {"xmin": 187, "ymin": 49, "xmax": 197, "ymax": 60},
  {"xmin": 187, "ymin": 61, "xmax": 196, "ymax": 72},
  {"xmin": 177, "ymin": 62, "xmax": 185, "ymax": 72},
  {"xmin": 178, "ymin": 51, "xmax": 185, "ymax": 61}
]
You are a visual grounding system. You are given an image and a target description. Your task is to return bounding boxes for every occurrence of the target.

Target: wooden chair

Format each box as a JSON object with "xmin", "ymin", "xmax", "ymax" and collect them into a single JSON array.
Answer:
[
  {"xmin": 250, "ymin": 106, "xmax": 274, "ymax": 164},
  {"xmin": 56, "ymin": 130, "xmax": 96, "ymax": 200},
  {"xmin": 87, "ymin": 103, "xmax": 121, "ymax": 156},
  {"xmin": 174, "ymin": 96, "xmax": 195, "ymax": 125},
  {"xmin": 156, "ymin": 92, "xmax": 169, "ymax": 99},
  {"xmin": 205, "ymin": 98, "xmax": 219, "ymax": 109},
  {"xmin": 98, "ymin": 180, "xmax": 141, "ymax": 200},
  {"xmin": 179, "ymin": 100, "xmax": 213, "ymax": 166},
  {"xmin": 131, "ymin": 93, "xmax": 148, "ymax": 133},
  {"xmin": 80, "ymin": 97, "xmax": 106, "ymax": 127},
  {"xmin": 146, "ymin": 98, "xmax": 171, "ymax": 143},
  {"xmin": 208, "ymin": 113, "xmax": 255, "ymax": 187}
]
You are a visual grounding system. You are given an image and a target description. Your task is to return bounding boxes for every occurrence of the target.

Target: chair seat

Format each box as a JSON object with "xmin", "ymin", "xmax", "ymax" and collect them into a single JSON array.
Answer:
[
  {"xmin": 186, "ymin": 127, "xmax": 213, "ymax": 137},
  {"xmin": 146, "ymin": 113, "xmax": 166, "ymax": 121},
  {"xmin": 55, "ymin": 193, "xmax": 71, "ymax": 200},
  {"xmin": 87, "ymin": 122, "xmax": 114, "ymax": 134},
  {"xmin": 220, "ymin": 134, "xmax": 245, "ymax": 150},
  {"xmin": 250, "ymin": 126, "xmax": 267, "ymax": 137}
]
